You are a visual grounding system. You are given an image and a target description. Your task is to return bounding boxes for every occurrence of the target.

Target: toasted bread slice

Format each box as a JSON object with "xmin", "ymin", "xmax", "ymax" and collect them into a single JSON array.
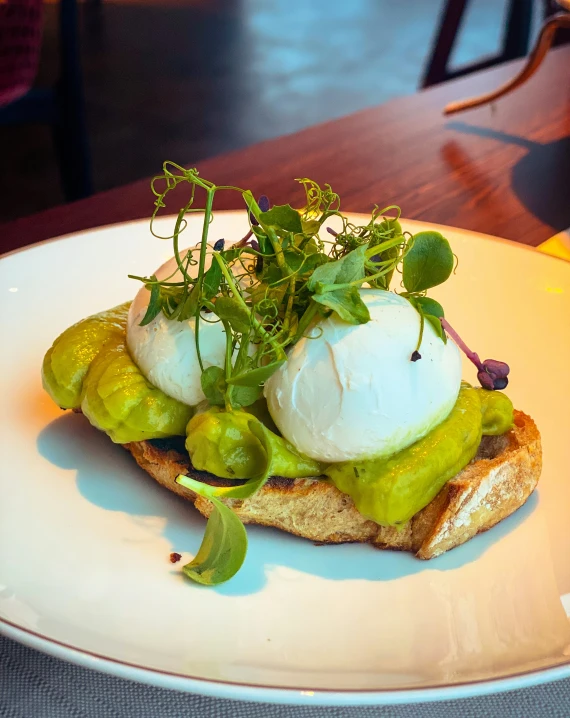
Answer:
[{"xmin": 124, "ymin": 410, "xmax": 541, "ymax": 558}]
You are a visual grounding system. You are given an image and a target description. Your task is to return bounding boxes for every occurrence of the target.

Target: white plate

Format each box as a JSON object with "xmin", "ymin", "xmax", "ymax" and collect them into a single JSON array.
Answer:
[{"xmin": 1, "ymin": 212, "xmax": 569, "ymax": 706}]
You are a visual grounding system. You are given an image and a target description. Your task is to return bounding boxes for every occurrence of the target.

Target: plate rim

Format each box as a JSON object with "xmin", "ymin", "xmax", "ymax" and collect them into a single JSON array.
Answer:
[
  {"xmin": 2, "ymin": 212, "xmax": 569, "ymax": 705},
  {"xmin": 1, "ymin": 212, "xmax": 568, "ymax": 269},
  {"xmin": 2, "ymin": 618, "xmax": 569, "ymax": 706}
]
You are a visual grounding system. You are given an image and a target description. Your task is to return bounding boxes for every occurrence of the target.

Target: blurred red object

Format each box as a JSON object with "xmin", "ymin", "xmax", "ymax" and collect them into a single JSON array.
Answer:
[{"xmin": 0, "ymin": 0, "xmax": 43, "ymax": 108}]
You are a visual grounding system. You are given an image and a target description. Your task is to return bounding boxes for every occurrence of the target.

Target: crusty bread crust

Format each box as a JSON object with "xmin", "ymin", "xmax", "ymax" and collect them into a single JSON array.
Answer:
[{"xmin": 124, "ymin": 410, "xmax": 541, "ymax": 558}]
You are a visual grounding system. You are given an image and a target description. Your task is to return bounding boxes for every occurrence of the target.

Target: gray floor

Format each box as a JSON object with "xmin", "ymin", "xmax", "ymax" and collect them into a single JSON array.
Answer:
[{"xmin": 0, "ymin": 0, "xmax": 542, "ymax": 223}]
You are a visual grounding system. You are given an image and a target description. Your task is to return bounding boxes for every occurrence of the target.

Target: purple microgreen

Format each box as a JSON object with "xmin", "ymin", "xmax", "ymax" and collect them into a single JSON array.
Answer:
[
  {"xmin": 477, "ymin": 370, "xmax": 495, "ymax": 391},
  {"xmin": 250, "ymin": 239, "xmax": 260, "ymax": 252},
  {"xmin": 491, "ymin": 376, "xmax": 509, "ymax": 390},
  {"xmin": 327, "ymin": 227, "xmax": 339, "ymax": 237},
  {"xmin": 213, "ymin": 238, "xmax": 225, "ymax": 251},
  {"xmin": 482, "ymin": 359, "xmax": 510, "ymax": 379},
  {"xmin": 440, "ymin": 317, "xmax": 510, "ymax": 391}
]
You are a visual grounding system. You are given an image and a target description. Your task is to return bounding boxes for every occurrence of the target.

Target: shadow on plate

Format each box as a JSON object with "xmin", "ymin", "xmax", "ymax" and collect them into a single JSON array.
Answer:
[{"xmin": 36, "ymin": 412, "xmax": 538, "ymax": 597}]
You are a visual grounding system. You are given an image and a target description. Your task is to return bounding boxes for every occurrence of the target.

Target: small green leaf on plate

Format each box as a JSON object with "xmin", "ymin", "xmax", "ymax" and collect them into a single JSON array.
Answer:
[
  {"xmin": 175, "ymin": 475, "xmax": 248, "ymax": 586},
  {"xmin": 175, "ymin": 421, "xmax": 276, "ymax": 584}
]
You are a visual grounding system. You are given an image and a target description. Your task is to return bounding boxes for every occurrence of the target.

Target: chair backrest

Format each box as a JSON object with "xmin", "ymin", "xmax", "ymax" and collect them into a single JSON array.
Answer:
[{"xmin": 0, "ymin": 0, "xmax": 43, "ymax": 108}]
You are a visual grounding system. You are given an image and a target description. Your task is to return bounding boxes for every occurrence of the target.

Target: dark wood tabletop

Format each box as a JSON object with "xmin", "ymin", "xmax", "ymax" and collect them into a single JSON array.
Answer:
[{"xmin": 2, "ymin": 46, "xmax": 569, "ymax": 255}]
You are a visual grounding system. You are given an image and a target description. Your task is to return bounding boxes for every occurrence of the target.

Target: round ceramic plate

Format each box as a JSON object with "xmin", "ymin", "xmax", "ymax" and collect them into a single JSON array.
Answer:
[{"xmin": 1, "ymin": 212, "xmax": 569, "ymax": 706}]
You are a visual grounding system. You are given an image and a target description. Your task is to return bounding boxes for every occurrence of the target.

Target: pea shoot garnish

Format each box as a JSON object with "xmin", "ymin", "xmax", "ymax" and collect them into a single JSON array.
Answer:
[{"xmin": 128, "ymin": 163, "xmax": 511, "ymax": 584}]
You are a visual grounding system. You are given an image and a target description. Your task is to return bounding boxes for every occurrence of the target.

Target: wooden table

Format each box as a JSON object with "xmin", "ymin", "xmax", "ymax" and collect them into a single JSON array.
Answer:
[{"xmin": 2, "ymin": 46, "xmax": 569, "ymax": 254}]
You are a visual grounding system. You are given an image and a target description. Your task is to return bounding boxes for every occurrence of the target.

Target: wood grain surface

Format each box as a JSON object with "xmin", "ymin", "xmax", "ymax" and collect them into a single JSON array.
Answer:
[{"xmin": 1, "ymin": 45, "xmax": 569, "ymax": 254}]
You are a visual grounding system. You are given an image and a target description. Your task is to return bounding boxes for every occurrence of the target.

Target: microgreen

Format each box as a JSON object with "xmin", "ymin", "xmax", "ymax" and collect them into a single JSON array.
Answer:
[
  {"xmin": 439, "ymin": 317, "xmax": 510, "ymax": 390},
  {"xmin": 402, "ymin": 231, "xmax": 454, "ymax": 293},
  {"xmin": 174, "ymin": 475, "xmax": 248, "ymax": 586},
  {"xmin": 131, "ymin": 165, "xmax": 415, "ymax": 411},
  {"xmin": 131, "ymin": 166, "xmax": 474, "ymax": 402},
  {"xmin": 134, "ymin": 163, "xmax": 509, "ymax": 585},
  {"xmin": 175, "ymin": 420, "xmax": 274, "ymax": 585}
]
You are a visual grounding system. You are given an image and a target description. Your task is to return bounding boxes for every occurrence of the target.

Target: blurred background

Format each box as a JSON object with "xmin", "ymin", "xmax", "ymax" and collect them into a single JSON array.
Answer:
[{"xmin": 0, "ymin": 0, "xmax": 555, "ymax": 223}]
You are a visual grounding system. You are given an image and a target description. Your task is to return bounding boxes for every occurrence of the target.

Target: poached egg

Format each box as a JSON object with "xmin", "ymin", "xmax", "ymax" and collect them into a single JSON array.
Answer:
[
  {"xmin": 127, "ymin": 247, "xmax": 227, "ymax": 406},
  {"xmin": 264, "ymin": 290, "xmax": 462, "ymax": 463}
]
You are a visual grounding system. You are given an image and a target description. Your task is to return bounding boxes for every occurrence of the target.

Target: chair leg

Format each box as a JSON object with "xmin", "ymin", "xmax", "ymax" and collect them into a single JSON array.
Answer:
[
  {"xmin": 421, "ymin": 0, "xmax": 535, "ymax": 90},
  {"xmin": 53, "ymin": 0, "xmax": 92, "ymax": 202},
  {"xmin": 420, "ymin": 0, "xmax": 469, "ymax": 89}
]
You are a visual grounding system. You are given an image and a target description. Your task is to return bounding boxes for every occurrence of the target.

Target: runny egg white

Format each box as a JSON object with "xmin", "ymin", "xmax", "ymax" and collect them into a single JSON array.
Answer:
[
  {"xmin": 264, "ymin": 290, "xmax": 462, "ymax": 463},
  {"xmin": 127, "ymin": 247, "xmax": 227, "ymax": 406}
]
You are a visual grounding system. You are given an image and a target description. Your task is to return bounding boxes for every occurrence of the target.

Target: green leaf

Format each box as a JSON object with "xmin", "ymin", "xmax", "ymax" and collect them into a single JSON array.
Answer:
[
  {"xmin": 242, "ymin": 190, "xmax": 259, "ymax": 219},
  {"xmin": 174, "ymin": 475, "xmax": 248, "ymax": 586},
  {"xmin": 259, "ymin": 204, "xmax": 303, "ymax": 234},
  {"xmin": 203, "ymin": 261, "xmax": 222, "ymax": 299},
  {"xmin": 232, "ymin": 335, "xmax": 252, "ymax": 375},
  {"xmin": 174, "ymin": 419, "xmax": 276, "ymax": 584},
  {"xmin": 296, "ymin": 250, "xmax": 328, "ymax": 275},
  {"xmin": 229, "ymin": 384, "xmax": 262, "ymax": 408},
  {"xmin": 228, "ymin": 360, "xmax": 286, "ymax": 387},
  {"xmin": 402, "ymin": 231, "xmax": 454, "ymax": 293},
  {"xmin": 139, "ymin": 277, "xmax": 162, "ymax": 326},
  {"xmin": 424, "ymin": 313, "xmax": 447, "ymax": 343},
  {"xmin": 261, "ymin": 262, "xmax": 283, "ymax": 286},
  {"xmin": 312, "ymin": 286, "xmax": 370, "ymax": 325},
  {"xmin": 247, "ymin": 281, "xmax": 287, "ymax": 312},
  {"xmin": 283, "ymin": 249, "xmax": 306, "ymax": 273},
  {"xmin": 415, "ymin": 296, "xmax": 444, "ymax": 318},
  {"xmin": 307, "ymin": 244, "xmax": 368, "ymax": 291},
  {"xmin": 200, "ymin": 366, "xmax": 226, "ymax": 406},
  {"xmin": 220, "ymin": 247, "xmax": 241, "ymax": 263},
  {"xmin": 257, "ymin": 232, "xmax": 271, "ymax": 256},
  {"xmin": 214, "ymin": 296, "xmax": 250, "ymax": 334},
  {"xmin": 300, "ymin": 218, "xmax": 320, "ymax": 235},
  {"xmin": 176, "ymin": 281, "xmax": 202, "ymax": 321}
]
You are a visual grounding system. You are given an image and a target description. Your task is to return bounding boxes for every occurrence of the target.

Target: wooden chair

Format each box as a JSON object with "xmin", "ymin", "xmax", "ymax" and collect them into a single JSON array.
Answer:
[
  {"xmin": 443, "ymin": 0, "xmax": 570, "ymax": 114},
  {"xmin": 421, "ymin": 0, "xmax": 568, "ymax": 89}
]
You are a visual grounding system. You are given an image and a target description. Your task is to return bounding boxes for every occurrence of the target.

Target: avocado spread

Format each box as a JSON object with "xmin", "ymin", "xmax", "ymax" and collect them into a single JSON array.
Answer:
[
  {"xmin": 42, "ymin": 304, "xmax": 193, "ymax": 442},
  {"xmin": 42, "ymin": 305, "xmax": 513, "ymax": 525}
]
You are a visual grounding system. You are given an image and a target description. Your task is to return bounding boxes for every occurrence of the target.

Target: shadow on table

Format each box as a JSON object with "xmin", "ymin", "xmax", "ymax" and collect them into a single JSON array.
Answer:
[
  {"xmin": 444, "ymin": 121, "xmax": 570, "ymax": 233},
  {"xmin": 37, "ymin": 412, "xmax": 538, "ymax": 597}
]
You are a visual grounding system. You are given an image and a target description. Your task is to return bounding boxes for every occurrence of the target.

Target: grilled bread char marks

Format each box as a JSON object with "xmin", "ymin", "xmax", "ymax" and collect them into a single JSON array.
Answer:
[{"xmin": 124, "ymin": 410, "xmax": 541, "ymax": 559}]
